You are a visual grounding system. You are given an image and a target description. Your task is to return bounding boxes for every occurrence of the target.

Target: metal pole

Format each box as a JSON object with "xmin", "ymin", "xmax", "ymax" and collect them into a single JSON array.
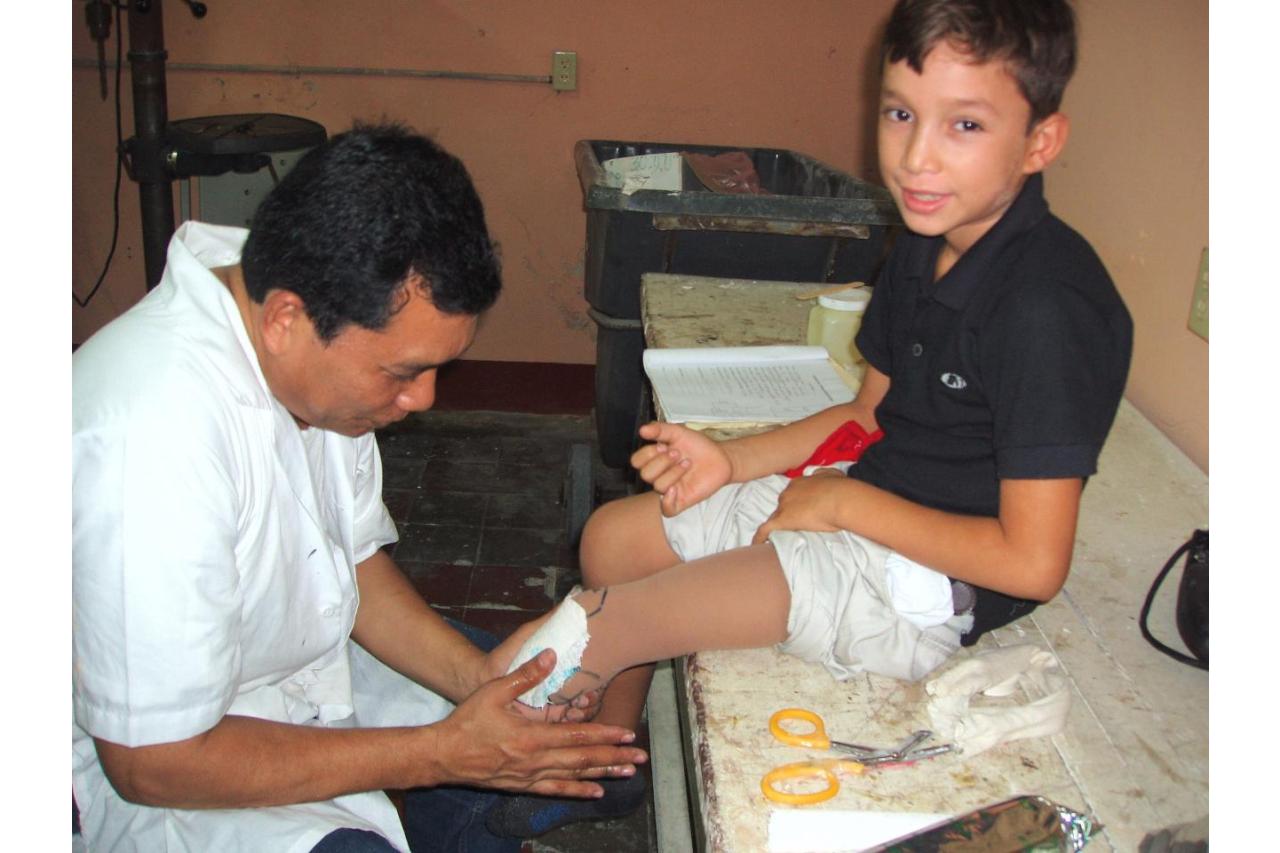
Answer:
[
  {"xmin": 72, "ymin": 57, "xmax": 553, "ymax": 86},
  {"xmin": 126, "ymin": 0, "xmax": 173, "ymax": 291}
]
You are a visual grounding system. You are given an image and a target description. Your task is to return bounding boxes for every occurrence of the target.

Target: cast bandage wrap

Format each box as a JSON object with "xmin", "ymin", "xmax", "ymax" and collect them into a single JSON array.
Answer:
[
  {"xmin": 924, "ymin": 644, "xmax": 1071, "ymax": 757},
  {"xmin": 505, "ymin": 598, "xmax": 590, "ymax": 708}
]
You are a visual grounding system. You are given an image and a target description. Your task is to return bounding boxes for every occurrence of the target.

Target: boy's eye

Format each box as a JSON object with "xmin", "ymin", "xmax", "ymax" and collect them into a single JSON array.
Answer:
[
  {"xmin": 954, "ymin": 119, "xmax": 983, "ymax": 132},
  {"xmin": 883, "ymin": 108, "xmax": 912, "ymax": 123}
]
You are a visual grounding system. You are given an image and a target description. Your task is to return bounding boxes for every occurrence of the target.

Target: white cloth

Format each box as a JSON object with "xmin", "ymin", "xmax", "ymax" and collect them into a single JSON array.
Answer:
[
  {"xmin": 924, "ymin": 644, "xmax": 1071, "ymax": 757},
  {"xmin": 72, "ymin": 222, "xmax": 451, "ymax": 852},
  {"xmin": 768, "ymin": 809, "xmax": 948, "ymax": 852},
  {"xmin": 884, "ymin": 552, "xmax": 956, "ymax": 630},
  {"xmin": 771, "ymin": 530, "xmax": 969, "ymax": 682},
  {"xmin": 787, "ymin": 462, "xmax": 957, "ymax": 631},
  {"xmin": 662, "ymin": 473, "xmax": 972, "ymax": 682}
]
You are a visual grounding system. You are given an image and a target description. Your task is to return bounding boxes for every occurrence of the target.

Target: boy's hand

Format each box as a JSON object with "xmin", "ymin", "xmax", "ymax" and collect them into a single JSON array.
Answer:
[
  {"xmin": 751, "ymin": 468, "xmax": 850, "ymax": 544},
  {"xmin": 631, "ymin": 422, "xmax": 733, "ymax": 517}
]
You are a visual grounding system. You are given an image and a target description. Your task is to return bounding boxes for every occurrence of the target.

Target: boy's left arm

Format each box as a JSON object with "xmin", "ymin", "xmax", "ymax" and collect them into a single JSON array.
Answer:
[{"xmin": 752, "ymin": 474, "xmax": 1081, "ymax": 602}]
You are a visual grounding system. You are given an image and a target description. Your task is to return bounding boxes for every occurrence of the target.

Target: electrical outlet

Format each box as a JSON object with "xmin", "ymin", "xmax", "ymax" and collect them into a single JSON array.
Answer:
[
  {"xmin": 1188, "ymin": 247, "xmax": 1208, "ymax": 341},
  {"xmin": 552, "ymin": 50, "xmax": 577, "ymax": 91}
]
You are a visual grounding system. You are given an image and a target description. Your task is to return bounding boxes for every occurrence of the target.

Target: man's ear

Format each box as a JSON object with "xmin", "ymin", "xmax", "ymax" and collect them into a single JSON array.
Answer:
[
  {"xmin": 258, "ymin": 289, "xmax": 310, "ymax": 356},
  {"xmin": 1022, "ymin": 112, "xmax": 1070, "ymax": 174}
]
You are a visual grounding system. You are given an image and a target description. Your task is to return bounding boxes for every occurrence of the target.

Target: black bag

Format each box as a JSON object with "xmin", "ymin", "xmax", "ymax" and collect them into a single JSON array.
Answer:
[{"xmin": 1139, "ymin": 529, "xmax": 1208, "ymax": 669}]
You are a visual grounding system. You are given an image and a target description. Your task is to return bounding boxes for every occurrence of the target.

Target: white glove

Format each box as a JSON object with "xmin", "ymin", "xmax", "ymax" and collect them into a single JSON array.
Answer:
[{"xmin": 925, "ymin": 644, "xmax": 1070, "ymax": 757}]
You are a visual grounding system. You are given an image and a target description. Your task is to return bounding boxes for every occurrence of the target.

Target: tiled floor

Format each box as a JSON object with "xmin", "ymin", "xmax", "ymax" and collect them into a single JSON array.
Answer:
[{"xmin": 375, "ymin": 407, "xmax": 657, "ymax": 853}]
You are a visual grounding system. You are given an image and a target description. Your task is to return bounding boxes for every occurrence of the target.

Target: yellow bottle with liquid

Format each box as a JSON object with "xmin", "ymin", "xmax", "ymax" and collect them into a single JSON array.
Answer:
[{"xmin": 806, "ymin": 288, "xmax": 872, "ymax": 375}]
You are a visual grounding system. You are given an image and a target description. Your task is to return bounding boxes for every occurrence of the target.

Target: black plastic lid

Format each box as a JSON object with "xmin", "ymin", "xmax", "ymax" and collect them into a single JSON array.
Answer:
[{"xmin": 166, "ymin": 113, "xmax": 326, "ymax": 155}]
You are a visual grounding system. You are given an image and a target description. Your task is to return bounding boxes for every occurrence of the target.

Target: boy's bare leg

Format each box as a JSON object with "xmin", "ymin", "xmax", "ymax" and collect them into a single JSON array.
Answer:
[
  {"xmin": 579, "ymin": 492, "xmax": 681, "ymax": 579},
  {"xmin": 549, "ymin": 542, "xmax": 793, "ymax": 708},
  {"xmin": 577, "ymin": 492, "xmax": 682, "ymax": 729},
  {"xmin": 486, "ymin": 503, "xmax": 789, "ymax": 840}
]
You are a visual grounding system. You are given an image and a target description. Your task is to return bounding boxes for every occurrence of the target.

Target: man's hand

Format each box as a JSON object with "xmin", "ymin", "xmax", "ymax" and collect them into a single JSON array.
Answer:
[
  {"xmin": 631, "ymin": 422, "xmax": 733, "ymax": 517},
  {"xmin": 751, "ymin": 468, "xmax": 850, "ymax": 545},
  {"xmin": 430, "ymin": 649, "xmax": 647, "ymax": 797},
  {"xmin": 91, "ymin": 651, "xmax": 640, "ymax": 810}
]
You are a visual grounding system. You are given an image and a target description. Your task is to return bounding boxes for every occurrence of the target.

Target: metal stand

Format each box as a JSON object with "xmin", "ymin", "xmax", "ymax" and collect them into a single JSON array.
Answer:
[{"xmin": 85, "ymin": 1, "xmax": 328, "ymax": 290}]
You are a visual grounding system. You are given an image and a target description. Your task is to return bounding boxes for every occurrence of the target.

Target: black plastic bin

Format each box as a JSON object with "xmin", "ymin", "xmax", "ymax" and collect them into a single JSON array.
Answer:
[{"xmin": 575, "ymin": 139, "xmax": 902, "ymax": 468}]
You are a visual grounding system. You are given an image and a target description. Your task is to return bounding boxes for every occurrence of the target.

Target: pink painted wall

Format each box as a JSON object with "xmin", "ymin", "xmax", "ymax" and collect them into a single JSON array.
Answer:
[
  {"xmin": 1044, "ymin": 0, "xmax": 1208, "ymax": 470},
  {"xmin": 72, "ymin": 0, "xmax": 1209, "ymax": 470},
  {"xmin": 72, "ymin": 0, "xmax": 895, "ymax": 360}
]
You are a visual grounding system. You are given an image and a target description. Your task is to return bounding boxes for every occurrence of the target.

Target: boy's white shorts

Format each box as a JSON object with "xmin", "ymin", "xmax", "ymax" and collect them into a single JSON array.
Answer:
[{"xmin": 661, "ymin": 473, "xmax": 975, "ymax": 683}]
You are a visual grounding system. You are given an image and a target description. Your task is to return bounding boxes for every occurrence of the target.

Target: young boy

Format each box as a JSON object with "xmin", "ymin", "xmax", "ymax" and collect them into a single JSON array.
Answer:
[{"xmin": 486, "ymin": 0, "xmax": 1132, "ymax": 837}]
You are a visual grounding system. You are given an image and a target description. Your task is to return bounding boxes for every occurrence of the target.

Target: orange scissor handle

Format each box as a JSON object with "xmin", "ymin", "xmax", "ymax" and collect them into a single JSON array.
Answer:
[
  {"xmin": 760, "ymin": 759, "xmax": 865, "ymax": 805},
  {"xmin": 761, "ymin": 761, "xmax": 840, "ymax": 805},
  {"xmin": 769, "ymin": 707, "xmax": 831, "ymax": 750}
]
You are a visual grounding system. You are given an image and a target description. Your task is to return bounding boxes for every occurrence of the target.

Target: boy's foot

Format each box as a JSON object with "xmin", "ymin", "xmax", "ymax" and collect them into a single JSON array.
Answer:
[{"xmin": 484, "ymin": 773, "xmax": 648, "ymax": 839}]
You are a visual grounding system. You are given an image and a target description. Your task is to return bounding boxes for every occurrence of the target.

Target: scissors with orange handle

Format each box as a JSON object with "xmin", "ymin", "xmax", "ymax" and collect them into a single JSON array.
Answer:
[
  {"xmin": 761, "ymin": 756, "xmax": 868, "ymax": 805},
  {"xmin": 762, "ymin": 708, "xmax": 868, "ymax": 805},
  {"xmin": 768, "ymin": 707, "xmax": 868, "ymax": 751},
  {"xmin": 761, "ymin": 708, "xmax": 954, "ymax": 805}
]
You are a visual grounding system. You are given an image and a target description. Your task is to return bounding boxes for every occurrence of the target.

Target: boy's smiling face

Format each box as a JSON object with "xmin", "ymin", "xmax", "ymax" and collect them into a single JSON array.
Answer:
[{"xmin": 878, "ymin": 41, "xmax": 1067, "ymax": 264}]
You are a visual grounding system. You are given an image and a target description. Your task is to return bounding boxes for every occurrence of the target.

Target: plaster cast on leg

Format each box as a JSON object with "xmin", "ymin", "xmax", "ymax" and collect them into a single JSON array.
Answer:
[
  {"xmin": 512, "ymin": 544, "xmax": 792, "ymax": 710},
  {"xmin": 504, "ymin": 591, "xmax": 598, "ymax": 708}
]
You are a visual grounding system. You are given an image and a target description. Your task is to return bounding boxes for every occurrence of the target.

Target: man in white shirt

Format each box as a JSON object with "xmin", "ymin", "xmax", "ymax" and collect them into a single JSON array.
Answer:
[{"xmin": 72, "ymin": 123, "xmax": 645, "ymax": 853}]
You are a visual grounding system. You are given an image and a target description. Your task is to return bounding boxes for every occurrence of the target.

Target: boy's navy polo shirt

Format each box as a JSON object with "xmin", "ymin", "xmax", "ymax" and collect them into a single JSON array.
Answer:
[{"xmin": 852, "ymin": 172, "xmax": 1133, "ymax": 520}]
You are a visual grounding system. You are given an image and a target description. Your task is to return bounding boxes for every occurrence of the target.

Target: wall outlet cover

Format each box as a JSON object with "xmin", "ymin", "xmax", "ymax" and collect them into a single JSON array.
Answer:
[{"xmin": 552, "ymin": 50, "xmax": 577, "ymax": 92}]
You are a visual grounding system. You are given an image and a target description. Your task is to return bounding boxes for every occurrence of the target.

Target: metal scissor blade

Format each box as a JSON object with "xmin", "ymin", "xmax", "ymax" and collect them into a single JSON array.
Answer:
[
  {"xmin": 829, "ymin": 739, "xmax": 893, "ymax": 759},
  {"xmin": 837, "ymin": 730, "xmax": 931, "ymax": 759},
  {"xmin": 902, "ymin": 743, "xmax": 955, "ymax": 762},
  {"xmin": 831, "ymin": 728, "xmax": 946, "ymax": 763},
  {"xmin": 891, "ymin": 730, "xmax": 933, "ymax": 758},
  {"xmin": 860, "ymin": 742, "xmax": 956, "ymax": 768},
  {"xmin": 838, "ymin": 731, "xmax": 951, "ymax": 767}
]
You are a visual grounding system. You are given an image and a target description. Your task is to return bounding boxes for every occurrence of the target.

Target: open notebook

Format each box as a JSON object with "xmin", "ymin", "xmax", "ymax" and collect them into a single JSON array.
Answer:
[{"xmin": 642, "ymin": 345, "xmax": 858, "ymax": 428}]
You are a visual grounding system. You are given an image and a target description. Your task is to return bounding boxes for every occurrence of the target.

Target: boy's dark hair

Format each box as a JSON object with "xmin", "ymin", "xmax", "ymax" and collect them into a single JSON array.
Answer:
[
  {"xmin": 240, "ymin": 122, "xmax": 501, "ymax": 342},
  {"xmin": 882, "ymin": 0, "xmax": 1077, "ymax": 126}
]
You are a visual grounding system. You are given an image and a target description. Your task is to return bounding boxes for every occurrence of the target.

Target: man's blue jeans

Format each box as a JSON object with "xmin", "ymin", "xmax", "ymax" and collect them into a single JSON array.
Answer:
[{"xmin": 311, "ymin": 619, "xmax": 521, "ymax": 853}]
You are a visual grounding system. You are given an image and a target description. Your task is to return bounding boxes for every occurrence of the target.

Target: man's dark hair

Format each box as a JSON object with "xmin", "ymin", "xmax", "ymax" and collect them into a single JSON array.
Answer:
[
  {"xmin": 240, "ymin": 122, "xmax": 501, "ymax": 342},
  {"xmin": 881, "ymin": 0, "xmax": 1077, "ymax": 127}
]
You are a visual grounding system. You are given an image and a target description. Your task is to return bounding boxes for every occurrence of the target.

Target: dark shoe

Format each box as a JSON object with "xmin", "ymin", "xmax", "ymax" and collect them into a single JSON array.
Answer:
[{"xmin": 484, "ymin": 773, "xmax": 647, "ymax": 839}]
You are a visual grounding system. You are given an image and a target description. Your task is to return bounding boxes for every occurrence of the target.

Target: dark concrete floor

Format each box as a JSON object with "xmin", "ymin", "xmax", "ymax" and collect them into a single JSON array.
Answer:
[{"xmin": 375, "ymin": 409, "xmax": 656, "ymax": 853}]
